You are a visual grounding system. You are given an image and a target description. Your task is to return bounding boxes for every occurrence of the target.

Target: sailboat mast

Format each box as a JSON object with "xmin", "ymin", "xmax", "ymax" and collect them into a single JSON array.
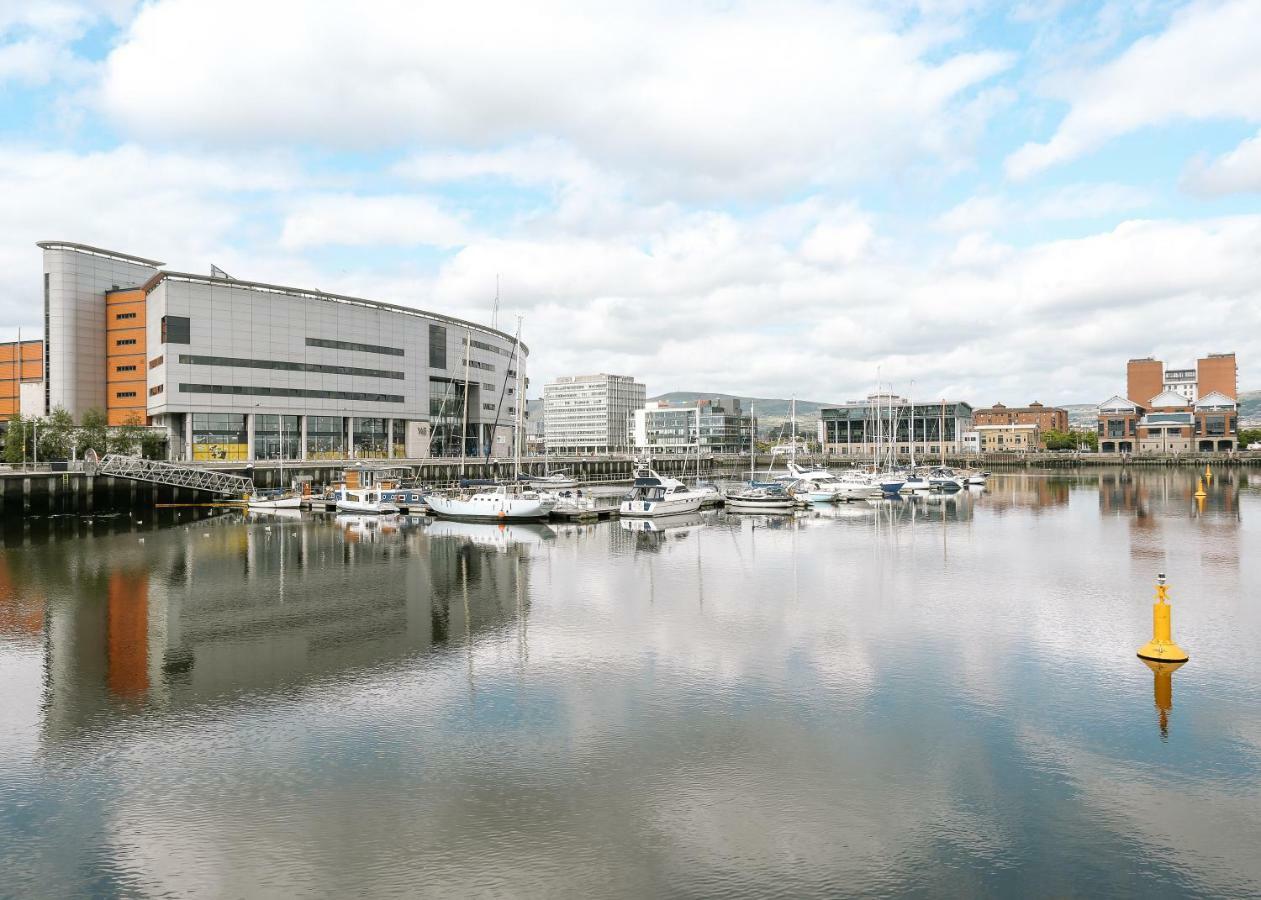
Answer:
[
  {"xmin": 909, "ymin": 381, "xmax": 915, "ymax": 468},
  {"xmin": 940, "ymin": 399, "xmax": 946, "ymax": 466},
  {"xmin": 460, "ymin": 330, "xmax": 471, "ymax": 478},
  {"xmin": 513, "ymin": 316, "xmax": 523, "ymax": 481}
]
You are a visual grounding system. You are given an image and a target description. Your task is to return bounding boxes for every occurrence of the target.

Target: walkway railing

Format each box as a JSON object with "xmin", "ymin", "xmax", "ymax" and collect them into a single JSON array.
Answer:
[{"xmin": 97, "ymin": 455, "xmax": 255, "ymax": 496}]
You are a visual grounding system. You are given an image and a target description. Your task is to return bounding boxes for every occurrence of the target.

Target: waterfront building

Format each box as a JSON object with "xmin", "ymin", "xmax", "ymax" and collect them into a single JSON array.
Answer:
[
  {"xmin": 818, "ymin": 395, "xmax": 973, "ymax": 457},
  {"xmin": 1127, "ymin": 352, "xmax": 1237, "ymax": 405},
  {"xmin": 972, "ymin": 401, "xmax": 1068, "ymax": 448},
  {"xmin": 1106, "ymin": 352, "xmax": 1239, "ymax": 453},
  {"xmin": 0, "ymin": 339, "xmax": 45, "ymax": 421},
  {"xmin": 629, "ymin": 398, "xmax": 753, "ymax": 456},
  {"xmin": 543, "ymin": 374, "xmax": 645, "ymax": 455},
  {"xmin": 974, "ymin": 423, "xmax": 1040, "ymax": 453},
  {"xmin": 38, "ymin": 241, "xmax": 526, "ymax": 459}
]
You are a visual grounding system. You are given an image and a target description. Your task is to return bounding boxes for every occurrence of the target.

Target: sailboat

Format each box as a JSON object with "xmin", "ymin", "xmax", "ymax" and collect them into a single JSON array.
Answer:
[
  {"xmin": 426, "ymin": 318, "xmax": 557, "ymax": 522},
  {"xmin": 726, "ymin": 402, "xmax": 797, "ymax": 512},
  {"xmin": 248, "ymin": 416, "xmax": 303, "ymax": 509}
]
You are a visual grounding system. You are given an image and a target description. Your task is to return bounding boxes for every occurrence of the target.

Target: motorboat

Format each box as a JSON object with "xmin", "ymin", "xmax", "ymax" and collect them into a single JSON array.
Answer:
[
  {"xmin": 620, "ymin": 469, "xmax": 710, "ymax": 517},
  {"xmin": 529, "ymin": 470, "xmax": 579, "ymax": 490},
  {"xmin": 334, "ymin": 486, "xmax": 400, "ymax": 514},
  {"xmin": 897, "ymin": 471, "xmax": 932, "ymax": 492},
  {"xmin": 425, "ymin": 484, "xmax": 556, "ymax": 521},
  {"xmin": 725, "ymin": 484, "xmax": 797, "ymax": 513},
  {"xmin": 927, "ymin": 469, "xmax": 964, "ymax": 492},
  {"xmin": 963, "ymin": 471, "xmax": 989, "ymax": 486},
  {"xmin": 247, "ymin": 491, "xmax": 302, "ymax": 510}
]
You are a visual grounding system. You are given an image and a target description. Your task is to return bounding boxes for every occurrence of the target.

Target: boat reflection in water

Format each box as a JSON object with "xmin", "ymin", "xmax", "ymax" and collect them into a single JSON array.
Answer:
[{"xmin": 425, "ymin": 518, "xmax": 556, "ymax": 549}]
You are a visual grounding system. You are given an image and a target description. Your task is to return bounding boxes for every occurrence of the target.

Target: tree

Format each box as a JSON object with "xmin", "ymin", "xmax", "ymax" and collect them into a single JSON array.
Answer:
[
  {"xmin": 3, "ymin": 414, "xmax": 27, "ymax": 465},
  {"xmin": 78, "ymin": 408, "xmax": 110, "ymax": 457},
  {"xmin": 1239, "ymin": 428, "xmax": 1261, "ymax": 449},
  {"xmin": 111, "ymin": 413, "xmax": 145, "ymax": 455},
  {"xmin": 1042, "ymin": 429, "xmax": 1075, "ymax": 451},
  {"xmin": 140, "ymin": 430, "xmax": 167, "ymax": 460},
  {"xmin": 38, "ymin": 407, "xmax": 74, "ymax": 460},
  {"xmin": 1074, "ymin": 429, "xmax": 1099, "ymax": 452}
]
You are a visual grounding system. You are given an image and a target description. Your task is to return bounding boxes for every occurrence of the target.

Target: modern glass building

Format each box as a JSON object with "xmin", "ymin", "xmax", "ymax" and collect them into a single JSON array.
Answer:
[
  {"xmin": 543, "ymin": 374, "xmax": 645, "ymax": 455},
  {"xmin": 39, "ymin": 241, "xmax": 526, "ymax": 461},
  {"xmin": 629, "ymin": 398, "xmax": 754, "ymax": 455},
  {"xmin": 818, "ymin": 395, "xmax": 974, "ymax": 457}
]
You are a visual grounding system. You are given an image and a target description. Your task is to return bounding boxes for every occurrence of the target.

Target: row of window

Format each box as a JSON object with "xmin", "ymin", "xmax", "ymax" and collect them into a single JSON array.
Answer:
[
  {"xmin": 306, "ymin": 337, "xmax": 404, "ymax": 357},
  {"xmin": 178, "ymin": 383, "xmax": 404, "ymax": 403},
  {"xmin": 114, "ymin": 311, "xmax": 138, "ymax": 320},
  {"xmin": 178, "ymin": 354, "xmax": 405, "ymax": 380}
]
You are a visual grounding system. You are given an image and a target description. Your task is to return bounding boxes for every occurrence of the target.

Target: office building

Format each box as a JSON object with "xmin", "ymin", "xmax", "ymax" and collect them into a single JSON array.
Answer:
[
  {"xmin": 818, "ymin": 395, "xmax": 973, "ymax": 457},
  {"xmin": 0, "ymin": 339, "xmax": 45, "ymax": 421},
  {"xmin": 38, "ymin": 241, "xmax": 526, "ymax": 459},
  {"xmin": 543, "ymin": 374, "xmax": 644, "ymax": 455},
  {"xmin": 629, "ymin": 398, "xmax": 753, "ymax": 455}
]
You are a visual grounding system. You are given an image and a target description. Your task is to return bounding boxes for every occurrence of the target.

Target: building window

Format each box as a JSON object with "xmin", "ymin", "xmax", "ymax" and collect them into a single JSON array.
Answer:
[
  {"xmin": 353, "ymin": 417, "xmax": 387, "ymax": 458},
  {"xmin": 178, "ymin": 354, "xmax": 404, "ymax": 380},
  {"xmin": 115, "ymin": 312, "xmax": 137, "ymax": 320},
  {"xmin": 254, "ymin": 414, "xmax": 301, "ymax": 460},
  {"xmin": 149, "ymin": 355, "xmax": 164, "ymax": 369},
  {"xmin": 161, "ymin": 315, "xmax": 190, "ymax": 344},
  {"xmin": 305, "ymin": 337, "xmax": 404, "ymax": 356},
  {"xmin": 116, "ymin": 365, "xmax": 137, "ymax": 372},
  {"xmin": 307, "ymin": 416, "xmax": 345, "ymax": 459},
  {"xmin": 192, "ymin": 412, "xmax": 247, "ymax": 461},
  {"xmin": 116, "ymin": 339, "xmax": 137, "ymax": 346},
  {"xmin": 116, "ymin": 391, "xmax": 137, "ymax": 398},
  {"xmin": 483, "ymin": 403, "xmax": 496, "ymax": 411},
  {"xmin": 428, "ymin": 324, "xmax": 447, "ymax": 369},
  {"xmin": 179, "ymin": 383, "xmax": 404, "ymax": 403},
  {"xmin": 149, "ymin": 385, "xmax": 163, "ymax": 396}
]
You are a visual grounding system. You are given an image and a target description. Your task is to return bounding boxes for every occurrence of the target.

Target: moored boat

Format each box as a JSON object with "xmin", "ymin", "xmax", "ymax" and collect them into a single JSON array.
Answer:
[
  {"xmin": 725, "ymin": 484, "xmax": 796, "ymax": 513},
  {"xmin": 620, "ymin": 469, "xmax": 709, "ymax": 517},
  {"xmin": 426, "ymin": 484, "xmax": 556, "ymax": 521},
  {"xmin": 334, "ymin": 486, "xmax": 400, "ymax": 514}
]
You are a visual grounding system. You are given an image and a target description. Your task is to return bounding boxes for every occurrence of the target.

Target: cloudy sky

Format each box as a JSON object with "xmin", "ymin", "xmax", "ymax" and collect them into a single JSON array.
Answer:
[{"xmin": 1, "ymin": 0, "xmax": 1259, "ymax": 404}]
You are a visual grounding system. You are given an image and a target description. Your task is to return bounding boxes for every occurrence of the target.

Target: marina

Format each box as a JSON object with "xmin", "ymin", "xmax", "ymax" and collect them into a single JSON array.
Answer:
[{"xmin": 1, "ymin": 467, "xmax": 1258, "ymax": 896}]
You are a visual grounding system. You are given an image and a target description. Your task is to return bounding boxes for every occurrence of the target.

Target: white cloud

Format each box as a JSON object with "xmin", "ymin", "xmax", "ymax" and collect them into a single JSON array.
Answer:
[
  {"xmin": 1005, "ymin": 0, "xmax": 1261, "ymax": 179},
  {"xmin": 98, "ymin": 0, "xmax": 1011, "ymax": 197},
  {"xmin": 938, "ymin": 182, "xmax": 1151, "ymax": 231},
  {"xmin": 1183, "ymin": 129, "xmax": 1261, "ymax": 196},
  {"xmin": 279, "ymin": 194, "xmax": 473, "ymax": 250}
]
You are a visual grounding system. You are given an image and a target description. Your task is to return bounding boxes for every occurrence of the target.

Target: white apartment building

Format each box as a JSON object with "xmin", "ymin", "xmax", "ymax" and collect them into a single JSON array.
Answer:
[
  {"xmin": 543, "ymin": 374, "xmax": 645, "ymax": 455},
  {"xmin": 629, "ymin": 399, "xmax": 753, "ymax": 455}
]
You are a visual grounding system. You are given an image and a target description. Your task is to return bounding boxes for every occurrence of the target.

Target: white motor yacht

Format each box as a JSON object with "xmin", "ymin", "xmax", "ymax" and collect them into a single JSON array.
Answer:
[
  {"xmin": 426, "ymin": 484, "xmax": 556, "ymax": 521},
  {"xmin": 620, "ymin": 469, "xmax": 710, "ymax": 517},
  {"xmin": 334, "ymin": 486, "xmax": 400, "ymax": 514}
]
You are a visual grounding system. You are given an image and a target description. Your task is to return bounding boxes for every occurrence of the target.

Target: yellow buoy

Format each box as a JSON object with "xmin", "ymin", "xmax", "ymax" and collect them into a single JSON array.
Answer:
[
  {"xmin": 1205, "ymin": 463, "xmax": 1213, "ymax": 481},
  {"xmin": 1194, "ymin": 476, "xmax": 1206, "ymax": 498},
  {"xmin": 1137, "ymin": 573, "xmax": 1189, "ymax": 663}
]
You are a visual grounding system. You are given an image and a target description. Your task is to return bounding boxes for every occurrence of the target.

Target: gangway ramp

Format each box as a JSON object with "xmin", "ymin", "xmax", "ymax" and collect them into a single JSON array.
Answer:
[{"xmin": 97, "ymin": 455, "xmax": 254, "ymax": 496}]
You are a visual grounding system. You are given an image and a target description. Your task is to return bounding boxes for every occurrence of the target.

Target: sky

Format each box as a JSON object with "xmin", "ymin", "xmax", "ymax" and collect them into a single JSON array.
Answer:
[{"xmin": 1, "ymin": 0, "xmax": 1259, "ymax": 405}]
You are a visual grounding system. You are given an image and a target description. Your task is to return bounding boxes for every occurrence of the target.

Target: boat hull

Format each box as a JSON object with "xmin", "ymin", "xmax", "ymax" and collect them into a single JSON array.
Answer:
[
  {"xmin": 247, "ymin": 496, "xmax": 302, "ymax": 510},
  {"xmin": 619, "ymin": 496, "xmax": 704, "ymax": 518},
  {"xmin": 726, "ymin": 497, "xmax": 796, "ymax": 512},
  {"xmin": 336, "ymin": 500, "xmax": 400, "ymax": 514},
  {"xmin": 426, "ymin": 495, "xmax": 554, "ymax": 521}
]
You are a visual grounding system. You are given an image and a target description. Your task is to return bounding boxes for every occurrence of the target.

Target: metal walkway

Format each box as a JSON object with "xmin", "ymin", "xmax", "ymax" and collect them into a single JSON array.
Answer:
[{"xmin": 97, "ymin": 455, "xmax": 254, "ymax": 496}]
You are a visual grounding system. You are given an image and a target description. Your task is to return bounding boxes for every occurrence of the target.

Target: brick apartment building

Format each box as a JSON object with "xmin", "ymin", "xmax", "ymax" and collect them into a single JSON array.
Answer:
[
  {"xmin": 972, "ymin": 401, "xmax": 1068, "ymax": 448},
  {"xmin": 1099, "ymin": 352, "xmax": 1239, "ymax": 453}
]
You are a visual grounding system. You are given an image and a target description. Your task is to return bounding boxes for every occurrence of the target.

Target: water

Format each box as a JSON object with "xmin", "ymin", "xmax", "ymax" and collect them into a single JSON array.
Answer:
[{"xmin": 1, "ymin": 469, "xmax": 1259, "ymax": 898}]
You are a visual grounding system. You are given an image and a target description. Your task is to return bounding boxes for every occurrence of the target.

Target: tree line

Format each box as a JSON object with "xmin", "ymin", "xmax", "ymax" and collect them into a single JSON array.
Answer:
[{"xmin": 3, "ymin": 408, "xmax": 166, "ymax": 465}]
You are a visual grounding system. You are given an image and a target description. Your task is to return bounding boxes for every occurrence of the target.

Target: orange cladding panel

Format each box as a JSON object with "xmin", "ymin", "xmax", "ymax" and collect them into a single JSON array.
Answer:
[{"xmin": 106, "ymin": 291, "xmax": 147, "ymax": 425}]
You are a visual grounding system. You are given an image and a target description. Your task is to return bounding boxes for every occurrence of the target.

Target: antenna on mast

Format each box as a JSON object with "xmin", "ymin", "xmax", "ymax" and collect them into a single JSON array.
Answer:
[{"xmin": 491, "ymin": 274, "xmax": 501, "ymax": 330}]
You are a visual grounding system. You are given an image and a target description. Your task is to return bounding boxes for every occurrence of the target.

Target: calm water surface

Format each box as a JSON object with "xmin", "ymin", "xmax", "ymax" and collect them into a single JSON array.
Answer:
[{"xmin": 1, "ymin": 469, "xmax": 1259, "ymax": 898}]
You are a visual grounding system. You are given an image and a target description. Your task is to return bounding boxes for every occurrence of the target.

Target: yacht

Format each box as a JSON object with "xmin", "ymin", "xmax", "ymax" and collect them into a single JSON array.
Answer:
[
  {"xmin": 335, "ymin": 486, "xmax": 400, "ymax": 514},
  {"xmin": 529, "ymin": 470, "xmax": 578, "ymax": 490},
  {"xmin": 897, "ymin": 471, "xmax": 932, "ymax": 493},
  {"xmin": 620, "ymin": 469, "xmax": 710, "ymax": 517},
  {"xmin": 247, "ymin": 490, "xmax": 302, "ymax": 510},
  {"xmin": 426, "ymin": 484, "xmax": 556, "ymax": 521},
  {"xmin": 725, "ymin": 483, "xmax": 796, "ymax": 513}
]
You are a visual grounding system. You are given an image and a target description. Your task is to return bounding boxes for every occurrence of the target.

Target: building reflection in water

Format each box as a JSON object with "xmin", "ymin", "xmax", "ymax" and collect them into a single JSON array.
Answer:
[{"xmin": 33, "ymin": 513, "xmax": 536, "ymax": 742}]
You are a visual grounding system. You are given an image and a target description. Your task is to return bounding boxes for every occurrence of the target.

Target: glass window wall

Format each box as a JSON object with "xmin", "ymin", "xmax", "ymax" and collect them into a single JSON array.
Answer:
[
  {"xmin": 354, "ymin": 418, "xmax": 388, "ymax": 458},
  {"xmin": 254, "ymin": 414, "xmax": 301, "ymax": 460},
  {"xmin": 192, "ymin": 413, "xmax": 247, "ymax": 461},
  {"xmin": 307, "ymin": 416, "xmax": 345, "ymax": 460}
]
